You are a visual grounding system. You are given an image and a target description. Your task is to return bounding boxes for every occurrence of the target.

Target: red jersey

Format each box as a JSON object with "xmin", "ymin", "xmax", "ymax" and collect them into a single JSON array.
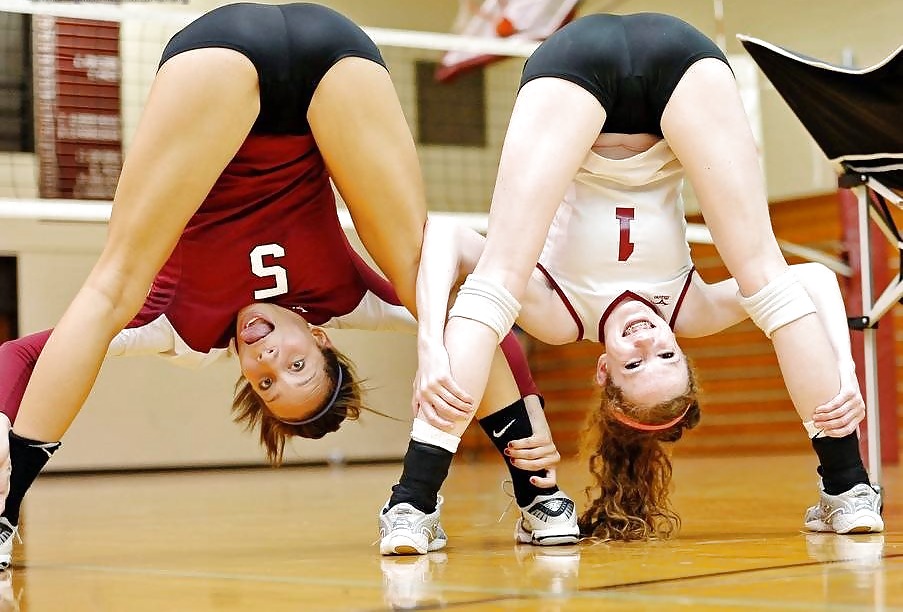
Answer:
[{"xmin": 129, "ymin": 133, "xmax": 406, "ymax": 354}]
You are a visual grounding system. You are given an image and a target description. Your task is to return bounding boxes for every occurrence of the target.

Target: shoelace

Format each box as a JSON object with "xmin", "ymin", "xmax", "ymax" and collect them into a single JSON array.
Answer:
[{"xmin": 496, "ymin": 479, "xmax": 517, "ymax": 524}]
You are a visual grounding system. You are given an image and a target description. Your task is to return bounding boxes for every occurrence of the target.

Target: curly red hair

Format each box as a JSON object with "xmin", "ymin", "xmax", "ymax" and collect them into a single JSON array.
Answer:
[{"xmin": 578, "ymin": 360, "xmax": 701, "ymax": 540}]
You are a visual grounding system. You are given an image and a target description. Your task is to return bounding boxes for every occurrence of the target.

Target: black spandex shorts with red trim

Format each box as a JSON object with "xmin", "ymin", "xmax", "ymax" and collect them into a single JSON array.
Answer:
[
  {"xmin": 160, "ymin": 2, "xmax": 385, "ymax": 135},
  {"xmin": 520, "ymin": 13, "xmax": 729, "ymax": 136}
]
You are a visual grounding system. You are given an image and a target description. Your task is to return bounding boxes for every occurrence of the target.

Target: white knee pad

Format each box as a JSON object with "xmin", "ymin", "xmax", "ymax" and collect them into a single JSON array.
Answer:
[
  {"xmin": 448, "ymin": 275, "xmax": 521, "ymax": 343},
  {"xmin": 738, "ymin": 269, "xmax": 817, "ymax": 338}
]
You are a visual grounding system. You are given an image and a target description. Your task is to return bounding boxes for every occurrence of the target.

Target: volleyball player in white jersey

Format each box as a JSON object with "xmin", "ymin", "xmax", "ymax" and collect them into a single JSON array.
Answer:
[{"xmin": 382, "ymin": 12, "xmax": 881, "ymax": 549}]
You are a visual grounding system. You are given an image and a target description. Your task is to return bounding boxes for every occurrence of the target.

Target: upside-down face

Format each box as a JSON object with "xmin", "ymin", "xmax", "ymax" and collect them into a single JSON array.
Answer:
[
  {"xmin": 597, "ymin": 298, "xmax": 689, "ymax": 407},
  {"xmin": 235, "ymin": 303, "xmax": 333, "ymax": 422}
]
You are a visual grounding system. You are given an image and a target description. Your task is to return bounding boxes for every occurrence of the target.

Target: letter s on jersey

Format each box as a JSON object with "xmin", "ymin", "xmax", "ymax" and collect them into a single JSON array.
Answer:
[{"xmin": 250, "ymin": 243, "xmax": 288, "ymax": 300}]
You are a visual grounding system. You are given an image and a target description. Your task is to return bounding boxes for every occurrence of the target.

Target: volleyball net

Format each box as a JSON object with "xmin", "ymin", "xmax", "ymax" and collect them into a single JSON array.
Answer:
[
  {"xmin": 0, "ymin": 0, "xmax": 774, "ymax": 222},
  {"xmin": 0, "ymin": 0, "xmax": 542, "ymax": 215}
]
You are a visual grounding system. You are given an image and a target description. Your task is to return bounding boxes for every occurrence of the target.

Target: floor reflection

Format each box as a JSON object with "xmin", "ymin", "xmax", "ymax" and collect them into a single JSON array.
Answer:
[
  {"xmin": 0, "ymin": 570, "xmax": 20, "ymax": 612},
  {"xmin": 806, "ymin": 533, "xmax": 887, "ymax": 607},
  {"xmin": 512, "ymin": 544, "xmax": 581, "ymax": 595},
  {"xmin": 381, "ymin": 552, "xmax": 448, "ymax": 610}
]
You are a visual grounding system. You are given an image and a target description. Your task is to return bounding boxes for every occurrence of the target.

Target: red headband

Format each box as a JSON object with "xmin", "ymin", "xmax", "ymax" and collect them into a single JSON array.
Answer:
[{"xmin": 610, "ymin": 403, "xmax": 691, "ymax": 432}]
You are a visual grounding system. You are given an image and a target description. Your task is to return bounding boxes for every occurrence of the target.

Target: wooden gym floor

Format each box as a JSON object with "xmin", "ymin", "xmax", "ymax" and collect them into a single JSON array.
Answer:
[{"xmin": 5, "ymin": 453, "xmax": 901, "ymax": 611}]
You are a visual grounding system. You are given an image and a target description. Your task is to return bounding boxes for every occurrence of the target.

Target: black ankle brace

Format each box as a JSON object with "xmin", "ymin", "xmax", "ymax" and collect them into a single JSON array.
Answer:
[
  {"xmin": 387, "ymin": 440, "xmax": 452, "ymax": 514},
  {"xmin": 812, "ymin": 432, "xmax": 869, "ymax": 495},
  {"xmin": 4, "ymin": 431, "xmax": 61, "ymax": 525},
  {"xmin": 479, "ymin": 398, "xmax": 558, "ymax": 507}
]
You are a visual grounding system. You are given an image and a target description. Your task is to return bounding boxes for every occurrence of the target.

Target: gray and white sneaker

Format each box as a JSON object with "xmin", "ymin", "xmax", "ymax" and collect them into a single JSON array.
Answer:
[
  {"xmin": 0, "ymin": 519, "xmax": 18, "ymax": 571},
  {"xmin": 804, "ymin": 483, "xmax": 884, "ymax": 534},
  {"xmin": 516, "ymin": 491, "xmax": 579, "ymax": 546},
  {"xmin": 0, "ymin": 415, "xmax": 16, "ymax": 571},
  {"xmin": 379, "ymin": 496, "xmax": 448, "ymax": 556}
]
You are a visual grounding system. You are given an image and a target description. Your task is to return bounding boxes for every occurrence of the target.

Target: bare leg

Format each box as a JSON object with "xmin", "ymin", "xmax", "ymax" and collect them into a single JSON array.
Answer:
[
  {"xmin": 14, "ymin": 49, "xmax": 260, "ymax": 440},
  {"xmin": 383, "ymin": 79, "xmax": 595, "ymax": 533},
  {"xmin": 661, "ymin": 58, "xmax": 839, "ymax": 416},
  {"xmin": 308, "ymin": 58, "xmax": 427, "ymax": 315},
  {"xmin": 446, "ymin": 78, "xmax": 605, "ymax": 410},
  {"xmin": 473, "ymin": 348, "xmax": 520, "ymax": 421}
]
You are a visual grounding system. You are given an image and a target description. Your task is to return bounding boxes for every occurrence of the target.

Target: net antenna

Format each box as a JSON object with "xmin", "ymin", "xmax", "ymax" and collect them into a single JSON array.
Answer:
[{"xmin": 437, "ymin": 0, "xmax": 582, "ymax": 82}]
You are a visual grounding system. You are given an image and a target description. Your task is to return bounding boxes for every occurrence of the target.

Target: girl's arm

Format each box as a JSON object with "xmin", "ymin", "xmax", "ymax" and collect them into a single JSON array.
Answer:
[
  {"xmin": 673, "ymin": 274, "xmax": 747, "ymax": 338},
  {"xmin": 412, "ymin": 217, "xmax": 479, "ymax": 424},
  {"xmin": 414, "ymin": 218, "xmax": 580, "ymax": 425},
  {"xmin": 677, "ymin": 262, "xmax": 862, "ymax": 436},
  {"xmin": 677, "ymin": 263, "xmax": 854, "ymax": 368}
]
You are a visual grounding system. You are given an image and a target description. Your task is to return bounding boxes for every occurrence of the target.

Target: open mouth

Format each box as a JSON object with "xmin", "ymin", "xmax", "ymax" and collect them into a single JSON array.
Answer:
[
  {"xmin": 623, "ymin": 319, "xmax": 654, "ymax": 337},
  {"xmin": 239, "ymin": 315, "xmax": 275, "ymax": 344}
]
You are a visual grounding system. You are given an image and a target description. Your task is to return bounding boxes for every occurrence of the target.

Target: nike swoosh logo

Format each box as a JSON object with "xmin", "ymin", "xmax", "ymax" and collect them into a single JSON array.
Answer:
[{"xmin": 492, "ymin": 419, "xmax": 516, "ymax": 438}]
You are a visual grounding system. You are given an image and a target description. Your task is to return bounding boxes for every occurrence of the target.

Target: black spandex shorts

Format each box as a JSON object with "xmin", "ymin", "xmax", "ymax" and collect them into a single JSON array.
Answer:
[
  {"xmin": 520, "ymin": 13, "xmax": 729, "ymax": 136},
  {"xmin": 159, "ymin": 2, "xmax": 386, "ymax": 134}
]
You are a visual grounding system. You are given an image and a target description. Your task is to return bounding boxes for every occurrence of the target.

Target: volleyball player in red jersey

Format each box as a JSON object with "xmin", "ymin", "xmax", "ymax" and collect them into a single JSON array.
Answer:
[{"xmin": 0, "ymin": 3, "xmax": 576, "ymax": 567}]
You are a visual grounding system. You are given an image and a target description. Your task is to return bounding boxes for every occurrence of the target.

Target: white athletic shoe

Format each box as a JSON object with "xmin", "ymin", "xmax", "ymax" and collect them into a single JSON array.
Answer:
[
  {"xmin": 0, "ymin": 415, "xmax": 12, "ymax": 572},
  {"xmin": 0, "ymin": 520, "xmax": 17, "ymax": 572},
  {"xmin": 379, "ymin": 496, "xmax": 448, "ymax": 556},
  {"xmin": 804, "ymin": 483, "xmax": 884, "ymax": 534},
  {"xmin": 515, "ymin": 491, "xmax": 579, "ymax": 546}
]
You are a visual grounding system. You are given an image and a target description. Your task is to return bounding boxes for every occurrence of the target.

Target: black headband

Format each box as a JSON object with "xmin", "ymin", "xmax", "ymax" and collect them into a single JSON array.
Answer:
[{"xmin": 276, "ymin": 367, "xmax": 343, "ymax": 426}]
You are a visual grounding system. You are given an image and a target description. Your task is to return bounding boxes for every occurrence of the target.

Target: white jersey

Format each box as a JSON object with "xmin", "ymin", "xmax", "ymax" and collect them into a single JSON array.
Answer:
[{"xmin": 537, "ymin": 139, "xmax": 695, "ymax": 343}]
